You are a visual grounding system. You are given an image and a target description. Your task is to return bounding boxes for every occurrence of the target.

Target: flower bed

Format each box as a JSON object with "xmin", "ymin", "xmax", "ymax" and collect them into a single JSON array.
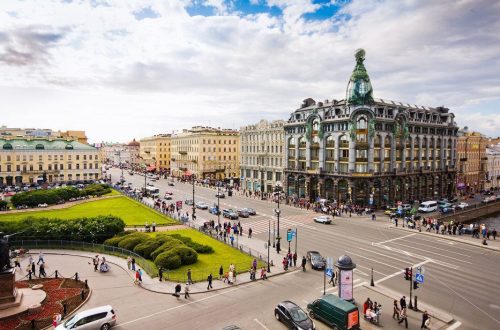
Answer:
[{"xmin": 1, "ymin": 278, "xmax": 89, "ymax": 330}]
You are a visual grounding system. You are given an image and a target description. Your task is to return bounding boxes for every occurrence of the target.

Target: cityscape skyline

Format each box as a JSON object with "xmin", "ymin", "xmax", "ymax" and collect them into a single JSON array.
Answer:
[{"xmin": 1, "ymin": 0, "xmax": 499, "ymax": 143}]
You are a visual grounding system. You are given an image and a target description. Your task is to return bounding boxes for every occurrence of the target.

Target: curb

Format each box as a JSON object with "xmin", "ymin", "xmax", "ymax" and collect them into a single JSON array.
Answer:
[
  {"xmin": 363, "ymin": 284, "xmax": 454, "ymax": 325},
  {"xmin": 389, "ymin": 226, "xmax": 500, "ymax": 252}
]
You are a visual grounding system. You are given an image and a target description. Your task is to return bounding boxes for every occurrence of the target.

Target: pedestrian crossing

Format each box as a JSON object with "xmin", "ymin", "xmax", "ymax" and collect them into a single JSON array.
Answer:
[{"xmin": 243, "ymin": 215, "xmax": 316, "ymax": 235}]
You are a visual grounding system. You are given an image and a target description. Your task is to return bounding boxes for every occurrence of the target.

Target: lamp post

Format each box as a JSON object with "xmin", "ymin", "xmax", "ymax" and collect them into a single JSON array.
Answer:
[
  {"xmin": 267, "ymin": 219, "xmax": 271, "ymax": 273},
  {"xmin": 274, "ymin": 183, "xmax": 282, "ymax": 254},
  {"xmin": 217, "ymin": 181, "xmax": 221, "ymax": 227},
  {"xmin": 192, "ymin": 172, "xmax": 196, "ymax": 221}
]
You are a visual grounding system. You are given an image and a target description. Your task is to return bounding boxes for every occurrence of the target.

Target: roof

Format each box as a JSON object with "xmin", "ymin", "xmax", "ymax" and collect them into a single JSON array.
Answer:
[
  {"xmin": 0, "ymin": 138, "xmax": 97, "ymax": 151},
  {"xmin": 320, "ymin": 294, "xmax": 357, "ymax": 312}
]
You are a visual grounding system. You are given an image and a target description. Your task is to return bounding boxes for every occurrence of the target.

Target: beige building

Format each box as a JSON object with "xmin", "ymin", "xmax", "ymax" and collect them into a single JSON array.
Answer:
[
  {"xmin": 486, "ymin": 144, "xmax": 500, "ymax": 190},
  {"xmin": 100, "ymin": 139, "xmax": 140, "ymax": 168},
  {"xmin": 240, "ymin": 119, "xmax": 285, "ymax": 193},
  {"xmin": 170, "ymin": 126, "xmax": 239, "ymax": 180},
  {"xmin": 0, "ymin": 126, "xmax": 88, "ymax": 144},
  {"xmin": 0, "ymin": 137, "xmax": 100, "ymax": 186},
  {"xmin": 139, "ymin": 134, "xmax": 171, "ymax": 172},
  {"xmin": 457, "ymin": 128, "xmax": 488, "ymax": 193}
]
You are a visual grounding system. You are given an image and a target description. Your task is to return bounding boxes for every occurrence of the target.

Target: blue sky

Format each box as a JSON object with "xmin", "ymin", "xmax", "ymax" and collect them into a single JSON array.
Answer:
[{"xmin": 0, "ymin": 0, "xmax": 499, "ymax": 141}]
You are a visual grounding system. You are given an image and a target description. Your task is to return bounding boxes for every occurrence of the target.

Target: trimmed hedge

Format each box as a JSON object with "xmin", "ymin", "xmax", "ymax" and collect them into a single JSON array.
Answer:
[
  {"xmin": 11, "ymin": 184, "xmax": 111, "ymax": 207},
  {"xmin": 0, "ymin": 200, "xmax": 7, "ymax": 211},
  {"xmin": 133, "ymin": 240, "xmax": 162, "ymax": 258},
  {"xmin": 150, "ymin": 239, "xmax": 184, "ymax": 261},
  {"xmin": 169, "ymin": 233, "xmax": 214, "ymax": 254},
  {"xmin": 118, "ymin": 235, "xmax": 148, "ymax": 251},
  {"xmin": 154, "ymin": 252, "xmax": 182, "ymax": 270},
  {"xmin": 0, "ymin": 215, "xmax": 125, "ymax": 243}
]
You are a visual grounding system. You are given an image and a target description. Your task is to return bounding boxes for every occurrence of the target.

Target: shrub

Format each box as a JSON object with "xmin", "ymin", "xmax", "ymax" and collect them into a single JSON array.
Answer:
[
  {"xmin": 117, "ymin": 234, "xmax": 148, "ymax": 250},
  {"xmin": 154, "ymin": 252, "xmax": 182, "ymax": 270},
  {"xmin": 104, "ymin": 236, "xmax": 125, "ymax": 247},
  {"xmin": 150, "ymin": 239, "xmax": 184, "ymax": 260},
  {"xmin": 168, "ymin": 233, "xmax": 213, "ymax": 254},
  {"xmin": 172, "ymin": 246, "xmax": 198, "ymax": 265},
  {"xmin": 133, "ymin": 240, "xmax": 162, "ymax": 258},
  {"xmin": 0, "ymin": 200, "xmax": 8, "ymax": 211}
]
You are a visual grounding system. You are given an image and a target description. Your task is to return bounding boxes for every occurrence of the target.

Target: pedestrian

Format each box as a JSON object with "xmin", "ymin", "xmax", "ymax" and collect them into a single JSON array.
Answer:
[
  {"xmin": 158, "ymin": 267, "xmax": 163, "ymax": 282},
  {"xmin": 152, "ymin": 222, "xmax": 156, "ymax": 232},
  {"xmin": 37, "ymin": 251, "xmax": 44, "ymax": 265},
  {"xmin": 93, "ymin": 255, "xmax": 99, "ymax": 272},
  {"xmin": 249, "ymin": 267, "xmax": 256, "ymax": 280},
  {"xmin": 126, "ymin": 256, "xmax": 132, "ymax": 270},
  {"xmin": 39, "ymin": 262, "xmax": 47, "ymax": 277},
  {"xmin": 400, "ymin": 296, "xmax": 407, "ymax": 310},
  {"xmin": 283, "ymin": 257, "xmax": 288, "ymax": 271},
  {"xmin": 230, "ymin": 234, "xmax": 234, "ymax": 247},
  {"xmin": 31, "ymin": 262, "xmax": 36, "ymax": 276},
  {"xmin": 131, "ymin": 257, "xmax": 136, "ymax": 271},
  {"xmin": 398, "ymin": 307, "xmax": 408, "ymax": 328},
  {"xmin": 260, "ymin": 267, "xmax": 267, "ymax": 280},
  {"xmin": 392, "ymin": 300, "xmax": 400, "ymax": 320},
  {"xmin": 248, "ymin": 227, "xmax": 252, "ymax": 238},
  {"xmin": 14, "ymin": 256, "xmax": 21, "ymax": 269},
  {"xmin": 219, "ymin": 265, "xmax": 223, "ymax": 280},
  {"xmin": 207, "ymin": 273, "xmax": 213, "ymax": 290},
  {"xmin": 174, "ymin": 282, "xmax": 181, "ymax": 298},
  {"xmin": 328, "ymin": 271, "xmax": 336, "ymax": 287},
  {"xmin": 187, "ymin": 269, "xmax": 192, "ymax": 285},
  {"xmin": 252, "ymin": 258, "xmax": 257, "ymax": 271},
  {"xmin": 293, "ymin": 252, "xmax": 297, "ymax": 267},
  {"xmin": 28, "ymin": 254, "xmax": 33, "ymax": 266},
  {"xmin": 301, "ymin": 256, "xmax": 307, "ymax": 271},
  {"xmin": 421, "ymin": 310, "xmax": 430, "ymax": 329},
  {"xmin": 493, "ymin": 228, "xmax": 497, "ymax": 240}
]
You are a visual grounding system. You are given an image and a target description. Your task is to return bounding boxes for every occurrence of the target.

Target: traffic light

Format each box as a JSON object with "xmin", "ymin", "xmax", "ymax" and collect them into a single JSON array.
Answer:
[
  {"xmin": 404, "ymin": 268, "xmax": 412, "ymax": 281},
  {"xmin": 413, "ymin": 280, "xmax": 419, "ymax": 290}
]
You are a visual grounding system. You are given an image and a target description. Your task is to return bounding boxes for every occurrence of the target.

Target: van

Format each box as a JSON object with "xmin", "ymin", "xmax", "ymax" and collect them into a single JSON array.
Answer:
[
  {"xmin": 418, "ymin": 201, "xmax": 438, "ymax": 213},
  {"xmin": 307, "ymin": 294, "xmax": 359, "ymax": 330},
  {"xmin": 56, "ymin": 305, "xmax": 116, "ymax": 330}
]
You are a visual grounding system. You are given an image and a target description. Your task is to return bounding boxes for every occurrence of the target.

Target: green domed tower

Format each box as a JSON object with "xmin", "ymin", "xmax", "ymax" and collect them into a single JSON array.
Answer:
[{"xmin": 346, "ymin": 49, "xmax": 374, "ymax": 105}]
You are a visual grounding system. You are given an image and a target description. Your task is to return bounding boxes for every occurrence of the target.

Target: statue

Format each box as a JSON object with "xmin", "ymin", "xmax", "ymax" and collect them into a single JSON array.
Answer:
[{"xmin": 0, "ymin": 233, "xmax": 11, "ymax": 272}]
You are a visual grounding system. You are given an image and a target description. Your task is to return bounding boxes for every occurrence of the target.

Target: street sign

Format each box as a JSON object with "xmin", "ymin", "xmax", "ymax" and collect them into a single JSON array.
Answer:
[
  {"xmin": 417, "ymin": 266, "xmax": 425, "ymax": 275},
  {"xmin": 326, "ymin": 268, "xmax": 333, "ymax": 277},
  {"xmin": 287, "ymin": 229, "xmax": 295, "ymax": 242},
  {"xmin": 415, "ymin": 273, "xmax": 424, "ymax": 283},
  {"xmin": 176, "ymin": 201, "xmax": 182, "ymax": 209}
]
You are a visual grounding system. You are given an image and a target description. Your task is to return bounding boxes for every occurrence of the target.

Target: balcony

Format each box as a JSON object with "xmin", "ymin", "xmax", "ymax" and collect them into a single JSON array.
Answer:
[
  {"xmin": 339, "ymin": 142, "xmax": 349, "ymax": 148},
  {"xmin": 384, "ymin": 157, "xmax": 391, "ymax": 161},
  {"xmin": 355, "ymin": 141, "xmax": 369, "ymax": 149},
  {"xmin": 355, "ymin": 158, "xmax": 368, "ymax": 162},
  {"xmin": 179, "ymin": 150, "xmax": 188, "ymax": 155},
  {"xmin": 339, "ymin": 157, "xmax": 349, "ymax": 162},
  {"xmin": 374, "ymin": 144, "xmax": 381, "ymax": 148}
]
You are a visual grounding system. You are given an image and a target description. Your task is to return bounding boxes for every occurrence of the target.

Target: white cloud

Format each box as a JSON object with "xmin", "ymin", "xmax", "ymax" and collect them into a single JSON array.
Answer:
[{"xmin": 0, "ymin": 0, "xmax": 499, "ymax": 142}]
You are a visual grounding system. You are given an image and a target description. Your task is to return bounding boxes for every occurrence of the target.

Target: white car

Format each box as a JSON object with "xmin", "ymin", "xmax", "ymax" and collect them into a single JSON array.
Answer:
[
  {"xmin": 56, "ymin": 305, "xmax": 116, "ymax": 330},
  {"xmin": 313, "ymin": 216, "xmax": 332, "ymax": 224},
  {"xmin": 37, "ymin": 203, "xmax": 48, "ymax": 208},
  {"xmin": 196, "ymin": 201, "xmax": 209, "ymax": 209},
  {"xmin": 456, "ymin": 202, "xmax": 468, "ymax": 209}
]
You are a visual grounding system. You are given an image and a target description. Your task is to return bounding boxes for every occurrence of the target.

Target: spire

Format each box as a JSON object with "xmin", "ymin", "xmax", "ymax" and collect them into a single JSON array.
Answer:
[{"xmin": 346, "ymin": 49, "xmax": 374, "ymax": 105}]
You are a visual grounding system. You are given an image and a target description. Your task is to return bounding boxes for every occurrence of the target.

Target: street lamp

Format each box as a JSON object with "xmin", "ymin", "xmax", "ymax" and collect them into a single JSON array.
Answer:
[
  {"xmin": 217, "ymin": 181, "xmax": 221, "ymax": 227},
  {"xmin": 274, "ymin": 183, "xmax": 282, "ymax": 254},
  {"xmin": 267, "ymin": 219, "xmax": 271, "ymax": 273}
]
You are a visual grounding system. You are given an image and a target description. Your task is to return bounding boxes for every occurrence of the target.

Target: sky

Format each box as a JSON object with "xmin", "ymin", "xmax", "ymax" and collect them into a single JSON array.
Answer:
[{"xmin": 0, "ymin": 0, "xmax": 499, "ymax": 143}]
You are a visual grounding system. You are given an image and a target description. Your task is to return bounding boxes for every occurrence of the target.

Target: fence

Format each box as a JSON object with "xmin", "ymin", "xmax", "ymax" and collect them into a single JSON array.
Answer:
[{"xmin": 11, "ymin": 239, "xmax": 157, "ymax": 277}]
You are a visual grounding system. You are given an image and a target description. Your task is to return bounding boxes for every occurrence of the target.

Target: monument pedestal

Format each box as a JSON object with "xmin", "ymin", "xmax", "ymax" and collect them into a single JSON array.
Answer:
[{"xmin": 0, "ymin": 268, "xmax": 18, "ymax": 306}]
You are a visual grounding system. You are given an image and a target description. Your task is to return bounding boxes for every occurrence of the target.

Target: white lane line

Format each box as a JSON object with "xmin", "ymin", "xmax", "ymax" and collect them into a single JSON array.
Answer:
[
  {"xmin": 254, "ymin": 318, "xmax": 270, "ymax": 330},
  {"xmin": 356, "ymin": 264, "xmax": 388, "ymax": 276},
  {"xmin": 373, "ymin": 244, "xmax": 459, "ymax": 270},
  {"xmin": 446, "ymin": 321, "xmax": 462, "ymax": 330},
  {"xmin": 387, "ymin": 241, "xmax": 473, "ymax": 264},
  {"xmin": 318, "ymin": 280, "xmax": 367, "ymax": 293},
  {"xmin": 318, "ymin": 278, "xmax": 361, "ymax": 290},
  {"xmin": 354, "ymin": 268, "xmax": 369, "ymax": 276},
  {"xmin": 374, "ymin": 260, "xmax": 431, "ymax": 285},
  {"xmin": 385, "ymin": 239, "xmax": 472, "ymax": 258},
  {"xmin": 360, "ymin": 246, "xmax": 423, "ymax": 264},
  {"xmin": 375, "ymin": 233, "xmax": 416, "ymax": 245},
  {"xmin": 345, "ymin": 250, "xmax": 402, "ymax": 270},
  {"xmin": 117, "ymin": 282, "xmax": 255, "ymax": 327}
]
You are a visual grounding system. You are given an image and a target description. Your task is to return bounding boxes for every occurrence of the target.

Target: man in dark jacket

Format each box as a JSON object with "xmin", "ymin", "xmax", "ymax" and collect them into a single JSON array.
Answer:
[
  {"xmin": 400, "ymin": 296, "xmax": 407, "ymax": 310},
  {"xmin": 207, "ymin": 273, "xmax": 213, "ymax": 290}
]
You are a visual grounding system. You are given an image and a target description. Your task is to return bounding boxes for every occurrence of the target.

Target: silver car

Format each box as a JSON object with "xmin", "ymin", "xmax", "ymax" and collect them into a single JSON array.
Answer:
[
  {"xmin": 56, "ymin": 305, "xmax": 116, "ymax": 330},
  {"xmin": 313, "ymin": 216, "xmax": 332, "ymax": 224}
]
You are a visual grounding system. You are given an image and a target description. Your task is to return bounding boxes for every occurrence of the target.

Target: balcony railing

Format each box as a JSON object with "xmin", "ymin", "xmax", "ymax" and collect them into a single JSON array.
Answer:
[
  {"xmin": 355, "ymin": 141, "xmax": 369, "ymax": 149},
  {"xmin": 339, "ymin": 157, "xmax": 349, "ymax": 162},
  {"xmin": 355, "ymin": 158, "xmax": 368, "ymax": 162},
  {"xmin": 384, "ymin": 157, "xmax": 391, "ymax": 161},
  {"xmin": 339, "ymin": 142, "xmax": 349, "ymax": 148}
]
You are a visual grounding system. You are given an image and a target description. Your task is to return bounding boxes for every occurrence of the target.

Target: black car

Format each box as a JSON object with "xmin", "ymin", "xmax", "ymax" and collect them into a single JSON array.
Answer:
[
  {"xmin": 237, "ymin": 209, "xmax": 250, "ymax": 218},
  {"xmin": 306, "ymin": 251, "xmax": 325, "ymax": 270},
  {"xmin": 216, "ymin": 192, "xmax": 226, "ymax": 198},
  {"xmin": 275, "ymin": 301, "xmax": 315, "ymax": 330},
  {"xmin": 243, "ymin": 208, "xmax": 256, "ymax": 215}
]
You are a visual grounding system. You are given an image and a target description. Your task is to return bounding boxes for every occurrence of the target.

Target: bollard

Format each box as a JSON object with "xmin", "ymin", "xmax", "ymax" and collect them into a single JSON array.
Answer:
[
  {"xmin": 370, "ymin": 267, "xmax": 375, "ymax": 286},
  {"xmin": 85, "ymin": 279, "xmax": 88, "ymax": 289},
  {"xmin": 81, "ymin": 290, "xmax": 85, "ymax": 300},
  {"xmin": 28, "ymin": 270, "xmax": 32, "ymax": 281},
  {"xmin": 55, "ymin": 270, "xmax": 58, "ymax": 279},
  {"xmin": 414, "ymin": 296, "xmax": 418, "ymax": 311},
  {"xmin": 75, "ymin": 272, "xmax": 79, "ymax": 281}
]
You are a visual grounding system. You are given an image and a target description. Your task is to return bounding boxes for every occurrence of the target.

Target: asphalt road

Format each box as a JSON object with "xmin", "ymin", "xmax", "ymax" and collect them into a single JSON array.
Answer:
[{"xmin": 109, "ymin": 169, "xmax": 500, "ymax": 329}]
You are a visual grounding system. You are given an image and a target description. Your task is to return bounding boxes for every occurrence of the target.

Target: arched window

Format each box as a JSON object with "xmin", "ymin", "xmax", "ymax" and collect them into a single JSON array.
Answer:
[
  {"xmin": 288, "ymin": 137, "xmax": 296, "ymax": 148},
  {"xmin": 326, "ymin": 135, "xmax": 335, "ymax": 148},
  {"xmin": 357, "ymin": 116, "xmax": 367, "ymax": 129},
  {"xmin": 299, "ymin": 137, "xmax": 307, "ymax": 148},
  {"xmin": 35, "ymin": 144, "xmax": 45, "ymax": 150},
  {"xmin": 3, "ymin": 143, "xmax": 13, "ymax": 150},
  {"xmin": 312, "ymin": 119, "xmax": 319, "ymax": 133}
]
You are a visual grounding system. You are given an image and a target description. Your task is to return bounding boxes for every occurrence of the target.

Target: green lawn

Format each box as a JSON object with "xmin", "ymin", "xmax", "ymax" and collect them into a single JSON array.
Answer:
[
  {"xmin": 153, "ymin": 229, "xmax": 265, "ymax": 282},
  {"xmin": 0, "ymin": 196, "xmax": 178, "ymax": 226}
]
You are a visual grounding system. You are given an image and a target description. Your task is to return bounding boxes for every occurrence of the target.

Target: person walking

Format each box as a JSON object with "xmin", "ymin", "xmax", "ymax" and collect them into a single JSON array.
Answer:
[
  {"xmin": 398, "ymin": 307, "xmax": 408, "ymax": 328},
  {"xmin": 126, "ymin": 256, "xmax": 132, "ymax": 270},
  {"xmin": 392, "ymin": 300, "xmax": 400, "ymax": 320},
  {"xmin": 174, "ymin": 282, "xmax": 181, "ymax": 298},
  {"xmin": 39, "ymin": 262, "xmax": 47, "ymax": 277},
  {"xmin": 301, "ymin": 256, "xmax": 307, "ymax": 271},
  {"xmin": 184, "ymin": 282, "xmax": 190, "ymax": 299},
  {"xmin": 248, "ymin": 227, "xmax": 252, "ymax": 238},
  {"xmin": 134, "ymin": 270, "xmax": 142, "ymax": 285},
  {"xmin": 93, "ymin": 255, "xmax": 99, "ymax": 272},
  {"xmin": 131, "ymin": 258, "xmax": 136, "ymax": 271},
  {"xmin": 158, "ymin": 267, "xmax": 163, "ymax": 282},
  {"xmin": 328, "ymin": 270, "xmax": 336, "ymax": 287},
  {"xmin": 187, "ymin": 269, "xmax": 193, "ymax": 285},
  {"xmin": 207, "ymin": 273, "xmax": 213, "ymax": 290},
  {"xmin": 219, "ymin": 265, "xmax": 223, "ymax": 280},
  {"xmin": 421, "ymin": 311, "xmax": 430, "ymax": 329},
  {"xmin": 14, "ymin": 256, "xmax": 21, "ymax": 269},
  {"xmin": 293, "ymin": 252, "xmax": 297, "ymax": 267},
  {"xmin": 493, "ymin": 228, "xmax": 497, "ymax": 240},
  {"xmin": 31, "ymin": 262, "xmax": 36, "ymax": 276},
  {"xmin": 400, "ymin": 296, "xmax": 407, "ymax": 310},
  {"xmin": 37, "ymin": 251, "xmax": 44, "ymax": 265}
]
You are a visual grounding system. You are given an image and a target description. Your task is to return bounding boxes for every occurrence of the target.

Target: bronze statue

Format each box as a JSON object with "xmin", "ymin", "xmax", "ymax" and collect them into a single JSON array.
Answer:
[{"xmin": 0, "ymin": 232, "xmax": 21, "ymax": 272}]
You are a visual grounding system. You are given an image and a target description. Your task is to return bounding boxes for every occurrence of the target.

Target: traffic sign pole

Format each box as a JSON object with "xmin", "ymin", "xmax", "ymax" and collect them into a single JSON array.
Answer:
[{"xmin": 408, "ymin": 267, "xmax": 413, "ymax": 309}]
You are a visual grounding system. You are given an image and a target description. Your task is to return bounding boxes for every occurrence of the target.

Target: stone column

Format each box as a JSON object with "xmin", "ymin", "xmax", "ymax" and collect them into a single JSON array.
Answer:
[
  {"xmin": 425, "ymin": 136, "xmax": 430, "ymax": 169},
  {"xmin": 410, "ymin": 135, "xmax": 415, "ymax": 172},
  {"xmin": 305, "ymin": 140, "xmax": 311, "ymax": 169},
  {"xmin": 401, "ymin": 137, "xmax": 407, "ymax": 171},
  {"xmin": 348, "ymin": 139, "xmax": 355, "ymax": 172},
  {"xmin": 319, "ymin": 136, "xmax": 325, "ymax": 171},
  {"xmin": 390, "ymin": 134, "xmax": 396, "ymax": 171},
  {"xmin": 380, "ymin": 133, "xmax": 386, "ymax": 172},
  {"xmin": 335, "ymin": 134, "xmax": 341, "ymax": 172},
  {"xmin": 368, "ymin": 134, "xmax": 375, "ymax": 172},
  {"xmin": 440, "ymin": 137, "xmax": 446, "ymax": 170},
  {"xmin": 294, "ymin": 136, "xmax": 299, "ymax": 170}
]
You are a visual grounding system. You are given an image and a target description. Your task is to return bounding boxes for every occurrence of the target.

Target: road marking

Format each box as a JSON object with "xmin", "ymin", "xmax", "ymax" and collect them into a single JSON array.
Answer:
[
  {"xmin": 374, "ymin": 260, "xmax": 431, "ymax": 285},
  {"xmin": 446, "ymin": 321, "xmax": 462, "ymax": 330},
  {"xmin": 387, "ymin": 241, "xmax": 473, "ymax": 264},
  {"xmin": 254, "ymin": 318, "xmax": 270, "ymax": 330},
  {"xmin": 356, "ymin": 264, "xmax": 388, "ymax": 276},
  {"xmin": 490, "ymin": 304, "xmax": 500, "ymax": 310},
  {"xmin": 375, "ymin": 233, "xmax": 416, "ymax": 245},
  {"xmin": 345, "ymin": 250, "xmax": 402, "ymax": 270},
  {"xmin": 373, "ymin": 244, "xmax": 459, "ymax": 270},
  {"xmin": 385, "ymin": 240, "xmax": 471, "ymax": 258},
  {"xmin": 360, "ymin": 246, "xmax": 422, "ymax": 264},
  {"xmin": 354, "ymin": 268, "xmax": 369, "ymax": 276}
]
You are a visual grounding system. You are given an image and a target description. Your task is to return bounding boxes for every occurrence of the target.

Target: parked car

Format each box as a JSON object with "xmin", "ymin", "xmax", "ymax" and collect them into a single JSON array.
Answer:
[
  {"xmin": 237, "ymin": 209, "xmax": 250, "ymax": 218},
  {"xmin": 306, "ymin": 251, "xmax": 325, "ymax": 270},
  {"xmin": 438, "ymin": 202, "xmax": 453, "ymax": 210},
  {"xmin": 222, "ymin": 209, "xmax": 238, "ymax": 220},
  {"xmin": 163, "ymin": 195, "xmax": 173, "ymax": 200},
  {"xmin": 185, "ymin": 199, "xmax": 194, "ymax": 206},
  {"xmin": 484, "ymin": 191, "xmax": 494, "ymax": 196},
  {"xmin": 456, "ymin": 202, "xmax": 468, "ymax": 209},
  {"xmin": 384, "ymin": 207, "xmax": 397, "ymax": 215},
  {"xmin": 37, "ymin": 203, "xmax": 48, "ymax": 208},
  {"xmin": 243, "ymin": 208, "xmax": 256, "ymax": 215},
  {"xmin": 164, "ymin": 191, "xmax": 173, "ymax": 195},
  {"xmin": 56, "ymin": 305, "xmax": 116, "ymax": 330},
  {"xmin": 216, "ymin": 192, "xmax": 226, "ymax": 198},
  {"xmin": 196, "ymin": 201, "xmax": 209, "ymax": 209},
  {"xmin": 313, "ymin": 216, "xmax": 332, "ymax": 224},
  {"xmin": 275, "ymin": 301, "xmax": 315, "ymax": 330},
  {"xmin": 307, "ymin": 294, "xmax": 359, "ymax": 330},
  {"xmin": 482, "ymin": 196, "xmax": 497, "ymax": 203}
]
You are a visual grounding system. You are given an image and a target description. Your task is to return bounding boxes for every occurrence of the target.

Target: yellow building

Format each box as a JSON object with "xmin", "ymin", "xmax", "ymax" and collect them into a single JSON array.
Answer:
[
  {"xmin": 0, "ymin": 137, "xmax": 100, "ymax": 186},
  {"xmin": 139, "ymin": 134, "xmax": 171, "ymax": 172},
  {"xmin": 171, "ymin": 126, "xmax": 239, "ymax": 180},
  {"xmin": 457, "ymin": 128, "xmax": 488, "ymax": 193}
]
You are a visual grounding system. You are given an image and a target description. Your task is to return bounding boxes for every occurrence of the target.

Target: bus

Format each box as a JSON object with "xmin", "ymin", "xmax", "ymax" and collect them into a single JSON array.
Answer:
[{"xmin": 145, "ymin": 186, "xmax": 160, "ymax": 197}]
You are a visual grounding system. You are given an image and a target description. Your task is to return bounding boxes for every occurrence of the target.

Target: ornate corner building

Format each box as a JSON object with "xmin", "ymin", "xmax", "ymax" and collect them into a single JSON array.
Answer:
[{"xmin": 284, "ymin": 49, "xmax": 459, "ymax": 207}]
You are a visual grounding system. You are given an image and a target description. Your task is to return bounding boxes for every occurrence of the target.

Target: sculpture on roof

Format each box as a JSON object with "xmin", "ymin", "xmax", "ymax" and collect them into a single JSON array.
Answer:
[{"xmin": 346, "ymin": 49, "xmax": 374, "ymax": 106}]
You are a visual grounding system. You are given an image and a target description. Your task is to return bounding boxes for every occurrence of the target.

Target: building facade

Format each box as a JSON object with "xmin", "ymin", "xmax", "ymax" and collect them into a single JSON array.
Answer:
[
  {"xmin": 284, "ymin": 49, "xmax": 458, "ymax": 207},
  {"xmin": 0, "ymin": 137, "xmax": 100, "ymax": 186},
  {"xmin": 170, "ymin": 126, "xmax": 239, "ymax": 180},
  {"xmin": 239, "ymin": 119, "xmax": 285, "ymax": 193},
  {"xmin": 100, "ymin": 139, "xmax": 140, "ymax": 168},
  {"xmin": 485, "ymin": 144, "xmax": 500, "ymax": 191},
  {"xmin": 456, "ymin": 129, "xmax": 488, "ymax": 193},
  {"xmin": 0, "ymin": 126, "xmax": 88, "ymax": 144},
  {"xmin": 139, "ymin": 134, "xmax": 171, "ymax": 172}
]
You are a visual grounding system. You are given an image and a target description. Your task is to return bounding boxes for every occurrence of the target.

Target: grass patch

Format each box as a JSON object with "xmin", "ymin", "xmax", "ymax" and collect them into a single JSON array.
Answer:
[
  {"xmin": 153, "ymin": 229, "xmax": 265, "ymax": 282},
  {"xmin": 104, "ymin": 189, "xmax": 121, "ymax": 196},
  {"xmin": 0, "ymin": 196, "xmax": 178, "ymax": 226}
]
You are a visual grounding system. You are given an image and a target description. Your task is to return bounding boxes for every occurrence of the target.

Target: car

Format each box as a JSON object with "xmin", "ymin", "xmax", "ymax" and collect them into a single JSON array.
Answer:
[
  {"xmin": 275, "ymin": 301, "xmax": 315, "ymax": 330},
  {"xmin": 37, "ymin": 203, "xmax": 48, "ymax": 208},
  {"xmin": 222, "ymin": 209, "xmax": 238, "ymax": 220},
  {"xmin": 456, "ymin": 202, "xmax": 468, "ymax": 209},
  {"xmin": 484, "ymin": 191, "xmax": 494, "ymax": 196},
  {"xmin": 185, "ymin": 199, "xmax": 194, "ymax": 206},
  {"xmin": 313, "ymin": 215, "xmax": 332, "ymax": 224},
  {"xmin": 56, "ymin": 305, "xmax": 116, "ymax": 330},
  {"xmin": 237, "ymin": 209, "xmax": 250, "ymax": 218},
  {"xmin": 164, "ymin": 191, "xmax": 173, "ymax": 195},
  {"xmin": 482, "ymin": 196, "xmax": 497, "ymax": 203},
  {"xmin": 164, "ymin": 195, "xmax": 173, "ymax": 200},
  {"xmin": 196, "ymin": 201, "xmax": 209, "ymax": 209},
  {"xmin": 243, "ymin": 208, "xmax": 256, "ymax": 215},
  {"xmin": 209, "ymin": 206, "xmax": 221, "ymax": 215},
  {"xmin": 438, "ymin": 198, "xmax": 450, "ymax": 204},
  {"xmin": 306, "ymin": 251, "xmax": 325, "ymax": 270},
  {"xmin": 438, "ymin": 202, "xmax": 453, "ymax": 210},
  {"xmin": 215, "ymin": 192, "xmax": 226, "ymax": 198},
  {"xmin": 441, "ymin": 206, "xmax": 454, "ymax": 214},
  {"xmin": 146, "ymin": 182, "xmax": 154, "ymax": 186},
  {"xmin": 448, "ymin": 196, "xmax": 459, "ymax": 203},
  {"xmin": 401, "ymin": 203, "xmax": 412, "ymax": 211},
  {"xmin": 168, "ymin": 182, "xmax": 175, "ymax": 186}
]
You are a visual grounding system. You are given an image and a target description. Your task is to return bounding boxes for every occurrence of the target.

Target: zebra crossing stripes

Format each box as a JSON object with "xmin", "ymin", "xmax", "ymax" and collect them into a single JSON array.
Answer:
[{"xmin": 245, "ymin": 216, "xmax": 315, "ymax": 234}]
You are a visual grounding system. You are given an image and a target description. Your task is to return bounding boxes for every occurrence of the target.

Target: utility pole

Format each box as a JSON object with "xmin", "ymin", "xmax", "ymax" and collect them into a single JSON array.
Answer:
[
  {"xmin": 276, "ymin": 186, "xmax": 281, "ymax": 254},
  {"xmin": 408, "ymin": 267, "xmax": 414, "ymax": 309},
  {"xmin": 192, "ymin": 173, "xmax": 196, "ymax": 222},
  {"xmin": 267, "ymin": 219, "xmax": 271, "ymax": 273}
]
